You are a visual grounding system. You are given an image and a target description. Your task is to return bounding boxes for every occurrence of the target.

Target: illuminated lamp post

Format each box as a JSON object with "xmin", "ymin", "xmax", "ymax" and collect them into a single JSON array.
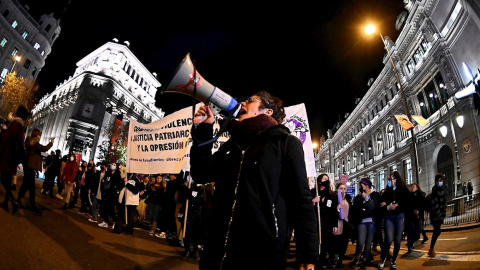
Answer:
[
  {"xmin": 10, "ymin": 55, "xmax": 21, "ymax": 72},
  {"xmin": 364, "ymin": 24, "xmax": 420, "ymax": 183}
]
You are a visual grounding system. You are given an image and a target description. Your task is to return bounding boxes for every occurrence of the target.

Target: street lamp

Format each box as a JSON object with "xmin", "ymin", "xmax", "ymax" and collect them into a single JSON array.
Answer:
[
  {"xmin": 365, "ymin": 24, "xmax": 420, "ymax": 183},
  {"xmin": 10, "ymin": 55, "xmax": 21, "ymax": 72}
]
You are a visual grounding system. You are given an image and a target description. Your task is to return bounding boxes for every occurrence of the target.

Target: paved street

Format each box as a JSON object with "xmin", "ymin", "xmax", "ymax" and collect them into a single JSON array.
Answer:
[{"xmin": 0, "ymin": 176, "xmax": 479, "ymax": 270}]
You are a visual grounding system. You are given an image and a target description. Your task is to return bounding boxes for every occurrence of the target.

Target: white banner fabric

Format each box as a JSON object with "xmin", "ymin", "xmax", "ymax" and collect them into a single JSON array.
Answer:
[{"xmin": 127, "ymin": 103, "xmax": 316, "ymax": 177}]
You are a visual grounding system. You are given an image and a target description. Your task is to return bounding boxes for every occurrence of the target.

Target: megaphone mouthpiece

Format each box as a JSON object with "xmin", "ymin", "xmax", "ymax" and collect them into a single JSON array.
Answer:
[{"xmin": 161, "ymin": 53, "xmax": 239, "ymax": 116}]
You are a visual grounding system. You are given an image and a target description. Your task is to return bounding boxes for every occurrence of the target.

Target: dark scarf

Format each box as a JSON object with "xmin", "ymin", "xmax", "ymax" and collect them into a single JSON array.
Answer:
[{"xmin": 228, "ymin": 114, "xmax": 279, "ymax": 149}]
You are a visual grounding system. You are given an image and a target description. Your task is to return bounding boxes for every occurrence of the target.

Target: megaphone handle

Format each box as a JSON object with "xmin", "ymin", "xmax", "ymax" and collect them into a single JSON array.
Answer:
[{"xmin": 193, "ymin": 103, "xmax": 222, "ymax": 125}]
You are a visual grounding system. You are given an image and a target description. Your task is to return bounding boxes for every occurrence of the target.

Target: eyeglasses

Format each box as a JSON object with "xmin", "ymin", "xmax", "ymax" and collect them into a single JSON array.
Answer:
[
  {"xmin": 246, "ymin": 96, "xmax": 261, "ymax": 104},
  {"xmin": 338, "ymin": 187, "xmax": 346, "ymax": 190}
]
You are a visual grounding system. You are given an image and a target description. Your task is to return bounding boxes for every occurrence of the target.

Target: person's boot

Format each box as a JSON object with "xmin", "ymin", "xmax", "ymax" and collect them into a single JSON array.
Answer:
[
  {"xmin": 68, "ymin": 202, "xmax": 74, "ymax": 209},
  {"xmin": 428, "ymin": 248, "xmax": 436, "ymax": 257},
  {"xmin": 421, "ymin": 236, "xmax": 429, "ymax": 244},
  {"xmin": 61, "ymin": 203, "xmax": 69, "ymax": 209},
  {"xmin": 0, "ymin": 200, "xmax": 8, "ymax": 212},
  {"xmin": 32, "ymin": 208, "xmax": 42, "ymax": 216},
  {"xmin": 378, "ymin": 257, "xmax": 387, "ymax": 270},
  {"xmin": 11, "ymin": 198, "xmax": 19, "ymax": 215}
]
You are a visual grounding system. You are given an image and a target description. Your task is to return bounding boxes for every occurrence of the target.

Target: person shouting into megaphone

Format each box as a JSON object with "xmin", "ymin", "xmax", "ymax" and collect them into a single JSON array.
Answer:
[{"xmin": 190, "ymin": 90, "xmax": 319, "ymax": 270}]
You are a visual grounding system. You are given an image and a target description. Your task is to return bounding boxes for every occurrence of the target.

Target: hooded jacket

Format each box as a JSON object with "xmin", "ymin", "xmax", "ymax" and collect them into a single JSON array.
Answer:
[
  {"xmin": 190, "ymin": 115, "xmax": 319, "ymax": 270},
  {"xmin": 25, "ymin": 135, "xmax": 53, "ymax": 170}
]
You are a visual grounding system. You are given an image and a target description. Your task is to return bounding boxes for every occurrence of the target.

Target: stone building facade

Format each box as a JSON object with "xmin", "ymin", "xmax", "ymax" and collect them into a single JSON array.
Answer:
[
  {"xmin": 30, "ymin": 40, "xmax": 164, "ymax": 164},
  {"xmin": 316, "ymin": 0, "xmax": 480, "ymax": 200},
  {"xmin": 0, "ymin": 0, "xmax": 60, "ymax": 83}
]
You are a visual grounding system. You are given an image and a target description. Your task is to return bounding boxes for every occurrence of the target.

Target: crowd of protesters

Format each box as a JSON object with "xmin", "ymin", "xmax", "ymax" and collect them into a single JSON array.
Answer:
[
  {"xmin": 0, "ymin": 105, "xmax": 456, "ymax": 269},
  {"xmin": 311, "ymin": 172, "xmax": 448, "ymax": 270}
]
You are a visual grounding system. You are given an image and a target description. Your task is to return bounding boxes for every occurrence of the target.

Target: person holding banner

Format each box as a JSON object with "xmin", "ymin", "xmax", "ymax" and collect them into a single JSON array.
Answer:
[
  {"xmin": 330, "ymin": 182, "xmax": 352, "ymax": 268},
  {"xmin": 311, "ymin": 174, "xmax": 337, "ymax": 270},
  {"xmin": 190, "ymin": 91, "xmax": 318, "ymax": 270}
]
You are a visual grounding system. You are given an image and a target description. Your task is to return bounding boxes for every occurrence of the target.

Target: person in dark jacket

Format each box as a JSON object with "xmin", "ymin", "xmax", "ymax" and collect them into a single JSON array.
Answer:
[
  {"xmin": 72, "ymin": 160, "xmax": 87, "ymax": 208},
  {"xmin": 190, "ymin": 91, "xmax": 319, "ymax": 270},
  {"xmin": 44, "ymin": 149, "xmax": 62, "ymax": 199},
  {"xmin": 147, "ymin": 174, "xmax": 166, "ymax": 236},
  {"xmin": 78, "ymin": 163, "xmax": 95, "ymax": 214},
  {"xmin": 427, "ymin": 173, "xmax": 447, "ymax": 257},
  {"xmin": 41, "ymin": 150, "xmax": 55, "ymax": 195},
  {"xmin": 97, "ymin": 162, "xmax": 123, "ymax": 228},
  {"xmin": 378, "ymin": 171, "xmax": 410, "ymax": 270},
  {"xmin": 0, "ymin": 105, "xmax": 28, "ymax": 214},
  {"xmin": 16, "ymin": 128, "xmax": 53, "ymax": 216},
  {"xmin": 467, "ymin": 179, "xmax": 473, "ymax": 204},
  {"xmin": 330, "ymin": 182, "xmax": 352, "ymax": 268},
  {"xmin": 178, "ymin": 179, "xmax": 207, "ymax": 259},
  {"xmin": 89, "ymin": 162, "xmax": 107, "ymax": 223},
  {"xmin": 405, "ymin": 182, "xmax": 426, "ymax": 253},
  {"xmin": 350, "ymin": 177, "xmax": 380, "ymax": 268},
  {"xmin": 311, "ymin": 174, "xmax": 337, "ymax": 269}
]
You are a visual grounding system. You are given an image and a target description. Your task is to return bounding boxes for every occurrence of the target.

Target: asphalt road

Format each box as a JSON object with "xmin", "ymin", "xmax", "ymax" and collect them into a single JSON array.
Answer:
[{"xmin": 0, "ymin": 176, "xmax": 479, "ymax": 270}]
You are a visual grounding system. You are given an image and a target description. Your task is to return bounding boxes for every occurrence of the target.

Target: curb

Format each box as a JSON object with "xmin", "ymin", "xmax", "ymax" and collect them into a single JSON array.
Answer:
[{"xmin": 424, "ymin": 222, "xmax": 480, "ymax": 232}]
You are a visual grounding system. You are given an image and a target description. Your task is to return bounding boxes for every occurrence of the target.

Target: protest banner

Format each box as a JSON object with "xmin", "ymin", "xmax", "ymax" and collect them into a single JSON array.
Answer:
[{"xmin": 127, "ymin": 103, "xmax": 316, "ymax": 177}]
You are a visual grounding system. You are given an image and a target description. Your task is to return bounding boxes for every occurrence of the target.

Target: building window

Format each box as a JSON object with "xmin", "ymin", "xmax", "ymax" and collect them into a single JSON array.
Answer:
[
  {"xmin": 12, "ymin": 20, "xmax": 18, "ymax": 28},
  {"xmin": 440, "ymin": 1, "xmax": 462, "ymax": 37},
  {"xmin": 41, "ymin": 50, "xmax": 45, "ymax": 56},
  {"xmin": 425, "ymin": 82, "xmax": 441, "ymax": 113},
  {"xmin": 407, "ymin": 59, "xmax": 415, "ymax": 73},
  {"xmin": 421, "ymin": 39, "xmax": 430, "ymax": 52},
  {"xmin": 22, "ymin": 31, "xmax": 28, "ymax": 39},
  {"xmin": 32, "ymin": 67, "xmax": 37, "ymax": 77},
  {"xmin": 413, "ymin": 47, "xmax": 424, "ymax": 64},
  {"xmin": 0, "ymin": 37, "xmax": 7, "ymax": 47},
  {"xmin": 378, "ymin": 170, "xmax": 385, "ymax": 190},
  {"xmin": 34, "ymin": 42, "xmax": 40, "ymax": 49},
  {"xmin": 45, "ymin": 24, "xmax": 51, "ymax": 32},
  {"xmin": 435, "ymin": 73, "xmax": 449, "ymax": 104},
  {"xmin": 23, "ymin": 59, "xmax": 31, "ymax": 69},
  {"xmin": 3, "ymin": 9, "xmax": 9, "ymax": 17},
  {"xmin": 1, "ymin": 68, "xmax": 8, "ymax": 79},
  {"xmin": 403, "ymin": 159, "xmax": 412, "ymax": 184},
  {"xmin": 11, "ymin": 47, "xmax": 18, "ymax": 57}
]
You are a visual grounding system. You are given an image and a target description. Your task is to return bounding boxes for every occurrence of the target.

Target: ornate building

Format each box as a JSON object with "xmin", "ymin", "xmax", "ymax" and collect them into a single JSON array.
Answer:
[
  {"xmin": 30, "ymin": 40, "xmax": 164, "ymax": 163},
  {"xmin": 0, "ymin": 0, "xmax": 60, "ymax": 83},
  {"xmin": 316, "ymin": 0, "xmax": 480, "ymax": 200}
]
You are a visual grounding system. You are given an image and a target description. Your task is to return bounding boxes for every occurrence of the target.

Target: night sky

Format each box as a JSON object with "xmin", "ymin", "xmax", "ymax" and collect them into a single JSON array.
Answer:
[{"xmin": 20, "ymin": 0, "xmax": 406, "ymax": 144}]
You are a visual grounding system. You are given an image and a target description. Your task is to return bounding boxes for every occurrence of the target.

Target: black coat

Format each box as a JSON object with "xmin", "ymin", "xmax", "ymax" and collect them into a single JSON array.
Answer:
[
  {"xmin": 406, "ymin": 190, "xmax": 426, "ymax": 221},
  {"xmin": 429, "ymin": 185, "xmax": 446, "ymax": 222},
  {"xmin": 380, "ymin": 185, "xmax": 410, "ymax": 216},
  {"xmin": 351, "ymin": 191, "xmax": 380, "ymax": 225},
  {"xmin": 190, "ymin": 121, "xmax": 319, "ymax": 270}
]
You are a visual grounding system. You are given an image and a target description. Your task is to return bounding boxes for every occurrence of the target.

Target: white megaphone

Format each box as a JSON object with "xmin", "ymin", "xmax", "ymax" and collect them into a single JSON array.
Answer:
[{"xmin": 161, "ymin": 53, "xmax": 241, "ymax": 121}]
